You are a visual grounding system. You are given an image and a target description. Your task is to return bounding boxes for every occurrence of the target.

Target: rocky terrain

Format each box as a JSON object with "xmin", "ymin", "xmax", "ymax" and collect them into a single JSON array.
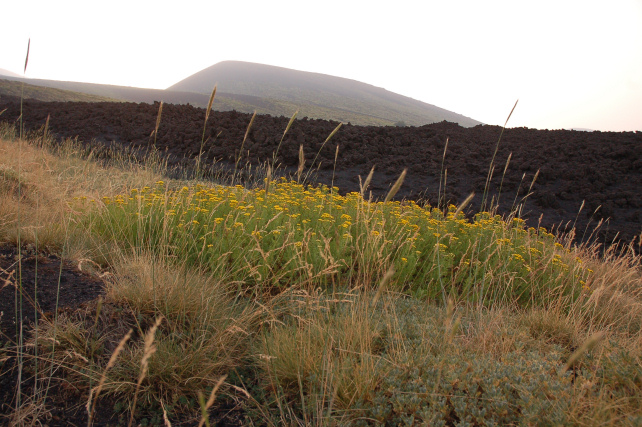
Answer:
[{"xmin": 1, "ymin": 95, "xmax": 640, "ymax": 248}]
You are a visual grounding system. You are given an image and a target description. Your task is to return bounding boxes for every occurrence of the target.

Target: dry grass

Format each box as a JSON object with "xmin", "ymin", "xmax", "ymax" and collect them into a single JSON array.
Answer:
[
  {"xmin": 258, "ymin": 291, "xmax": 388, "ymax": 411},
  {"xmin": 0, "ymin": 130, "xmax": 166, "ymax": 254},
  {"xmin": 0, "ymin": 126, "xmax": 218, "ymax": 254}
]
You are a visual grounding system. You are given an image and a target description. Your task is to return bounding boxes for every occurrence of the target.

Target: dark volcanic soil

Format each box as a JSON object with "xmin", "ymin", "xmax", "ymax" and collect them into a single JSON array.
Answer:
[
  {"xmin": 0, "ymin": 244, "xmax": 106, "ymax": 340},
  {"xmin": 0, "ymin": 243, "xmax": 107, "ymax": 424},
  {"xmin": 1, "ymin": 95, "xmax": 641, "ymax": 247},
  {"xmin": 0, "ymin": 244, "xmax": 243, "ymax": 425}
]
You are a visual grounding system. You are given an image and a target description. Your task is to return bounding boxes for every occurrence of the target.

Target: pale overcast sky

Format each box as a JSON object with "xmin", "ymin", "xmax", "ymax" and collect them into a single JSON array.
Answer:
[{"xmin": 2, "ymin": 0, "xmax": 641, "ymax": 131}]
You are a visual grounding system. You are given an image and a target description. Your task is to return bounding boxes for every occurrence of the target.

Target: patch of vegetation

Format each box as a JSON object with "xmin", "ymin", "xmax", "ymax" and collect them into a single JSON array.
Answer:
[{"xmin": 88, "ymin": 180, "xmax": 592, "ymax": 308}]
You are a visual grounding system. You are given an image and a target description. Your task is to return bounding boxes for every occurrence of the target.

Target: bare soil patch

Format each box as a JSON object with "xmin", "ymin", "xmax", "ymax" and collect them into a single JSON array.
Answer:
[{"xmin": 0, "ymin": 243, "xmax": 107, "ymax": 424}]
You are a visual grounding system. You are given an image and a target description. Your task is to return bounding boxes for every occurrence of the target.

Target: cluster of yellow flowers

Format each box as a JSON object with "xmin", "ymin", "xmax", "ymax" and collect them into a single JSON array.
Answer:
[{"xmin": 96, "ymin": 178, "xmax": 593, "ymax": 298}]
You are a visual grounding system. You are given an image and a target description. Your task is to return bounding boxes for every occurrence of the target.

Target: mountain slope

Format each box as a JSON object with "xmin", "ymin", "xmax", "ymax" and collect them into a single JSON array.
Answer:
[
  {"xmin": 0, "ymin": 77, "xmax": 396, "ymax": 125},
  {"xmin": 0, "ymin": 76, "xmax": 208, "ymax": 104},
  {"xmin": 1, "ymin": 61, "xmax": 481, "ymax": 127},
  {"xmin": 0, "ymin": 79, "xmax": 119, "ymax": 103},
  {"xmin": 0, "ymin": 68, "xmax": 22, "ymax": 78},
  {"xmin": 168, "ymin": 61, "xmax": 481, "ymax": 127}
]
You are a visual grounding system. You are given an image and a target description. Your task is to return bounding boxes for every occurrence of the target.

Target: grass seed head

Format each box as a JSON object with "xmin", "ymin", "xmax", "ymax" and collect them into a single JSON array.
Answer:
[
  {"xmin": 205, "ymin": 85, "xmax": 217, "ymax": 124},
  {"xmin": 360, "ymin": 165, "xmax": 375, "ymax": 197},
  {"xmin": 297, "ymin": 144, "xmax": 305, "ymax": 182},
  {"xmin": 384, "ymin": 168, "xmax": 407, "ymax": 203}
]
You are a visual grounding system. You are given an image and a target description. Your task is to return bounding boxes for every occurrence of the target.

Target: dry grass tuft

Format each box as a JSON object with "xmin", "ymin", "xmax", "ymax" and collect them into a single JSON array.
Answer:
[
  {"xmin": 0, "ymin": 132, "xmax": 167, "ymax": 252},
  {"xmin": 258, "ymin": 291, "xmax": 389, "ymax": 413}
]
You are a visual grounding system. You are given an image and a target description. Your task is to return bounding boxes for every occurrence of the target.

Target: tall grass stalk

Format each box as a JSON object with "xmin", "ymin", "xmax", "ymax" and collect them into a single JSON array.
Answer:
[
  {"xmin": 151, "ymin": 101, "xmax": 163, "ymax": 148},
  {"xmin": 296, "ymin": 144, "xmax": 305, "ymax": 183},
  {"xmin": 264, "ymin": 163, "xmax": 272, "ymax": 196},
  {"xmin": 272, "ymin": 110, "xmax": 298, "ymax": 172},
  {"xmin": 453, "ymin": 192, "xmax": 475, "ymax": 218},
  {"xmin": 32, "ymin": 195, "xmax": 40, "ymax": 394},
  {"xmin": 232, "ymin": 111, "xmax": 256, "ymax": 186},
  {"xmin": 303, "ymin": 122, "xmax": 342, "ymax": 184},
  {"xmin": 383, "ymin": 168, "xmax": 406, "ymax": 203},
  {"xmin": 437, "ymin": 138, "xmax": 448, "ymax": 210},
  {"xmin": 87, "ymin": 329, "xmax": 132, "ymax": 426},
  {"xmin": 481, "ymin": 99, "xmax": 518, "ymax": 212},
  {"xmin": 330, "ymin": 144, "xmax": 340, "ymax": 197},
  {"xmin": 359, "ymin": 164, "xmax": 375, "ymax": 198},
  {"xmin": 494, "ymin": 152, "xmax": 512, "ymax": 211},
  {"xmin": 197, "ymin": 85, "xmax": 217, "ymax": 178},
  {"xmin": 15, "ymin": 37, "xmax": 30, "ymax": 412},
  {"xmin": 197, "ymin": 375, "xmax": 226, "ymax": 427},
  {"xmin": 129, "ymin": 316, "xmax": 163, "ymax": 427}
]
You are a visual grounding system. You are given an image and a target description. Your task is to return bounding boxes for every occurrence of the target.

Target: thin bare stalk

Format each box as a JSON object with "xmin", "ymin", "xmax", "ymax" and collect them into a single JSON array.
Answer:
[
  {"xmin": 303, "ymin": 123, "xmax": 342, "ymax": 184},
  {"xmin": 197, "ymin": 86, "xmax": 217, "ymax": 177},
  {"xmin": 495, "ymin": 152, "xmax": 512, "ymax": 213},
  {"xmin": 151, "ymin": 101, "xmax": 164, "ymax": 148},
  {"xmin": 481, "ymin": 99, "xmax": 518, "ymax": 211},
  {"xmin": 87, "ymin": 329, "xmax": 133, "ymax": 427},
  {"xmin": 437, "ymin": 138, "xmax": 448, "ymax": 210},
  {"xmin": 517, "ymin": 169, "xmax": 539, "ymax": 218},
  {"xmin": 272, "ymin": 110, "xmax": 298, "ymax": 171},
  {"xmin": 296, "ymin": 144, "xmax": 305, "ymax": 183},
  {"xmin": 198, "ymin": 375, "xmax": 227, "ymax": 427},
  {"xmin": 360, "ymin": 165, "xmax": 375, "ymax": 198},
  {"xmin": 232, "ymin": 111, "xmax": 256, "ymax": 186},
  {"xmin": 42, "ymin": 219, "xmax": 71, "ymax": 405},
  {"xmin": 331, "ymin": 144, "xmax": 340, "ymax": 196},
  {"xmin": 16, "ymin": 37, "xmax": 30, "ymax": 411}
]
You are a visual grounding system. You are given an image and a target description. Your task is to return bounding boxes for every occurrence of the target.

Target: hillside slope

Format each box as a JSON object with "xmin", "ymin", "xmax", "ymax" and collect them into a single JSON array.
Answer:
[
  {"xmin": 0, "ymin": 68, "xmax": 22, "ymax": 78},
  {"xmin": 0, "ymin": 79, "xmax": 119, "ymax": 103},
  {"xmin": 0, "ymin": 77, "xmax": 405, "ymax": 125},
  {"xmin": 168, "ymin": 61, "xmax": 481, "ymax": 127}
]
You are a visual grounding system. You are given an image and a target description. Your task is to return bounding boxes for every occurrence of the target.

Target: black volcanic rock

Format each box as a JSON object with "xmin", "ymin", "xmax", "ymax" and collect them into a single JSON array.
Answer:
[{"xmin": 1, "ymin": 95, "xmax": 640, "ymax": 248}]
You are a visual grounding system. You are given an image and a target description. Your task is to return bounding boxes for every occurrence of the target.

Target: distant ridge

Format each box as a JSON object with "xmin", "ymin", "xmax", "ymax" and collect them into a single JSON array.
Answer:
[
  {"xmin": 0, "ymin": 79, "xmax": 119, "ymax": 103},
  {"xmin": 168, "ymin": 61, "xmax": 481, "ymax": 127},
  {"xmin": 0, "ymin": 68, "xmax": 22, "ymax": 78},
  {"xmin": 0, "ymin": 61, "xmax": 481, "ymax": 127}
]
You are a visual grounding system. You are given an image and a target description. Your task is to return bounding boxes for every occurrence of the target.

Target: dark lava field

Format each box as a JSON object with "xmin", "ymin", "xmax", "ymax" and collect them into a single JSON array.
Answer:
[{"xmin": 1, "ymin": 95, "xmax": 640, "ymax": 249}]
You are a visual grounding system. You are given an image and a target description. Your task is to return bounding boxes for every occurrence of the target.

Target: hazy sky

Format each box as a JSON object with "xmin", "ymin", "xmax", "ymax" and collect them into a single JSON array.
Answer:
[{"xmin": 2, "ymin": 0, "xmax": 641, "ymax": 131}]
